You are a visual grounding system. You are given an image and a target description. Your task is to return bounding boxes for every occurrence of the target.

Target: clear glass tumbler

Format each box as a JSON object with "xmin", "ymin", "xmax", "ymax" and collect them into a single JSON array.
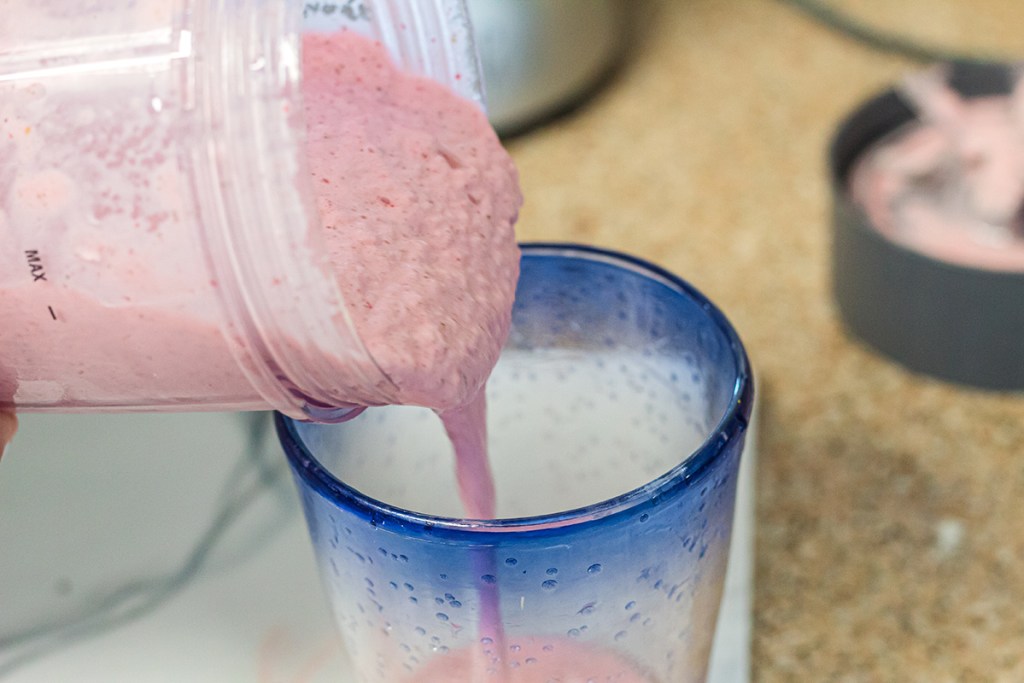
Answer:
[{"xmin": 277, "ymin": 244, "xmax": 754, "ymax": 682}]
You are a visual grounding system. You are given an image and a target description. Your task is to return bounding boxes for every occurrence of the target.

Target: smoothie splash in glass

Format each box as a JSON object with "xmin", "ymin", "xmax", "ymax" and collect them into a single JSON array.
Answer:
[{"xmin": 304, "ymin": 30, "xmax": 518, "ymax": 677}]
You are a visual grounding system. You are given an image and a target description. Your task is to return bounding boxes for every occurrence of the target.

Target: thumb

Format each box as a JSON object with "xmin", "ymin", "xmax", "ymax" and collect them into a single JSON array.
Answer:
[{"xmin": 0, "ymin": 412, "xmax": 17, "ymax": 460}]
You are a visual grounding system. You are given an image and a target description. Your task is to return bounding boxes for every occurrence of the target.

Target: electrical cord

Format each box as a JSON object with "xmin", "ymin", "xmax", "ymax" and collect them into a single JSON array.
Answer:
[
  {"xmin": 774, "ymin": 0, "xmax": 1013, "ymax": 65},
  {"xmin": 0, "ymin": 413, "xmax": 289, "ymax": 678}
]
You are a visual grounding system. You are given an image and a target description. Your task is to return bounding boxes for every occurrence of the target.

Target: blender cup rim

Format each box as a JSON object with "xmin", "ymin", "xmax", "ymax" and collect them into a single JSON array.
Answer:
[{"xmin": 276, "ymin": 242, "xmax": 754, "ymax": 536}]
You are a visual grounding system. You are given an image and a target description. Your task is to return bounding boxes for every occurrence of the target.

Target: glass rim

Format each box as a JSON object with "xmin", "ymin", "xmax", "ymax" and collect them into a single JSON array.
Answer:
[{"xmin": 276, "ymin": 242, "xmax": 754, "ymax": 537}]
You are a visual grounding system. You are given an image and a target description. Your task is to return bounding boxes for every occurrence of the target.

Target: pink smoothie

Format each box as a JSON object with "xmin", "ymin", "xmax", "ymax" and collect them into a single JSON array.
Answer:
[
  {"xmin": 0, "ymin": 31, "xmax": 520, "ymax": 413},
  {"xmin": 302, "ymin": 31, "xmax": 521, "ymax": 411},
  {"xmin": 403, "ymin": 637, "xmax": 653, "ymax": 683}
]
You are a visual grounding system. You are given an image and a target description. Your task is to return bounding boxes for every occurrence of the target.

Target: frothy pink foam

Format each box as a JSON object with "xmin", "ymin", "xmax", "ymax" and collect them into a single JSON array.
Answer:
[{"xmin": 302, "ymin": 32, "xmax": 521, "ymax": 410}]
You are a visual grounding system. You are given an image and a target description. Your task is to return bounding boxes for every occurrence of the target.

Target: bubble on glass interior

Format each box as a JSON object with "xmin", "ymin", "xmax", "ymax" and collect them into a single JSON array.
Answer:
[{"xmin": 481, "ymin": 350, "xmax": 712, "ymax": 516}]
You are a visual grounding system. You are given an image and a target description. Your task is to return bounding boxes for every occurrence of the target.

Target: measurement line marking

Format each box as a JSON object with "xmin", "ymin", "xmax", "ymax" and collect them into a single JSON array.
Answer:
[{"xmin": 48, "ymin": 306, "xmax": 57, "ymax": 320}]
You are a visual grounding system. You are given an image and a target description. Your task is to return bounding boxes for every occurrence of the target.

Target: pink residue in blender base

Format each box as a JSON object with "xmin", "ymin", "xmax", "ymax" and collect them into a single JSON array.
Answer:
[{"xmin": 850, "ymin": 66, "xmax": 1024, "ymax": 271}]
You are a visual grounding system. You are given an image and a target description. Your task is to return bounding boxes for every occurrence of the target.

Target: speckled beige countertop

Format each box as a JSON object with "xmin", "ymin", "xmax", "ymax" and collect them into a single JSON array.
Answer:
[{"xmin": 505, "ymin": 1, "xmax": 1024, "ymax": 680}]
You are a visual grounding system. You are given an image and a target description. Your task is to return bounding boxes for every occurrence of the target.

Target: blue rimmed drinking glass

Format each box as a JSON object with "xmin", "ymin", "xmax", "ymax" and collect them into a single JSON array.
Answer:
[{"xmin": 277, "ymin": 243, "xmax": 753, "ymax": 682}]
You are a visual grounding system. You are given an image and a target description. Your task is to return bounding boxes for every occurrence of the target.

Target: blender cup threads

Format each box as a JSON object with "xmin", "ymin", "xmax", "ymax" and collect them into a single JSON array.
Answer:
[{"xmin": 0, "ymin": 0, "xmax": 481, "ymax": 419}]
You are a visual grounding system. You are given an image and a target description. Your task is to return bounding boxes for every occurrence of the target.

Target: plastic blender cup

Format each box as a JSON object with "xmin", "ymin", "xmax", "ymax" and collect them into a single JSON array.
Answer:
[
  {"xmin": 278, "ymin": 244, "xmax": 754, "ymax": 682},
  {"xmin": 0, "ymin": 1, "xmax": 481, "ymax": 420}
]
